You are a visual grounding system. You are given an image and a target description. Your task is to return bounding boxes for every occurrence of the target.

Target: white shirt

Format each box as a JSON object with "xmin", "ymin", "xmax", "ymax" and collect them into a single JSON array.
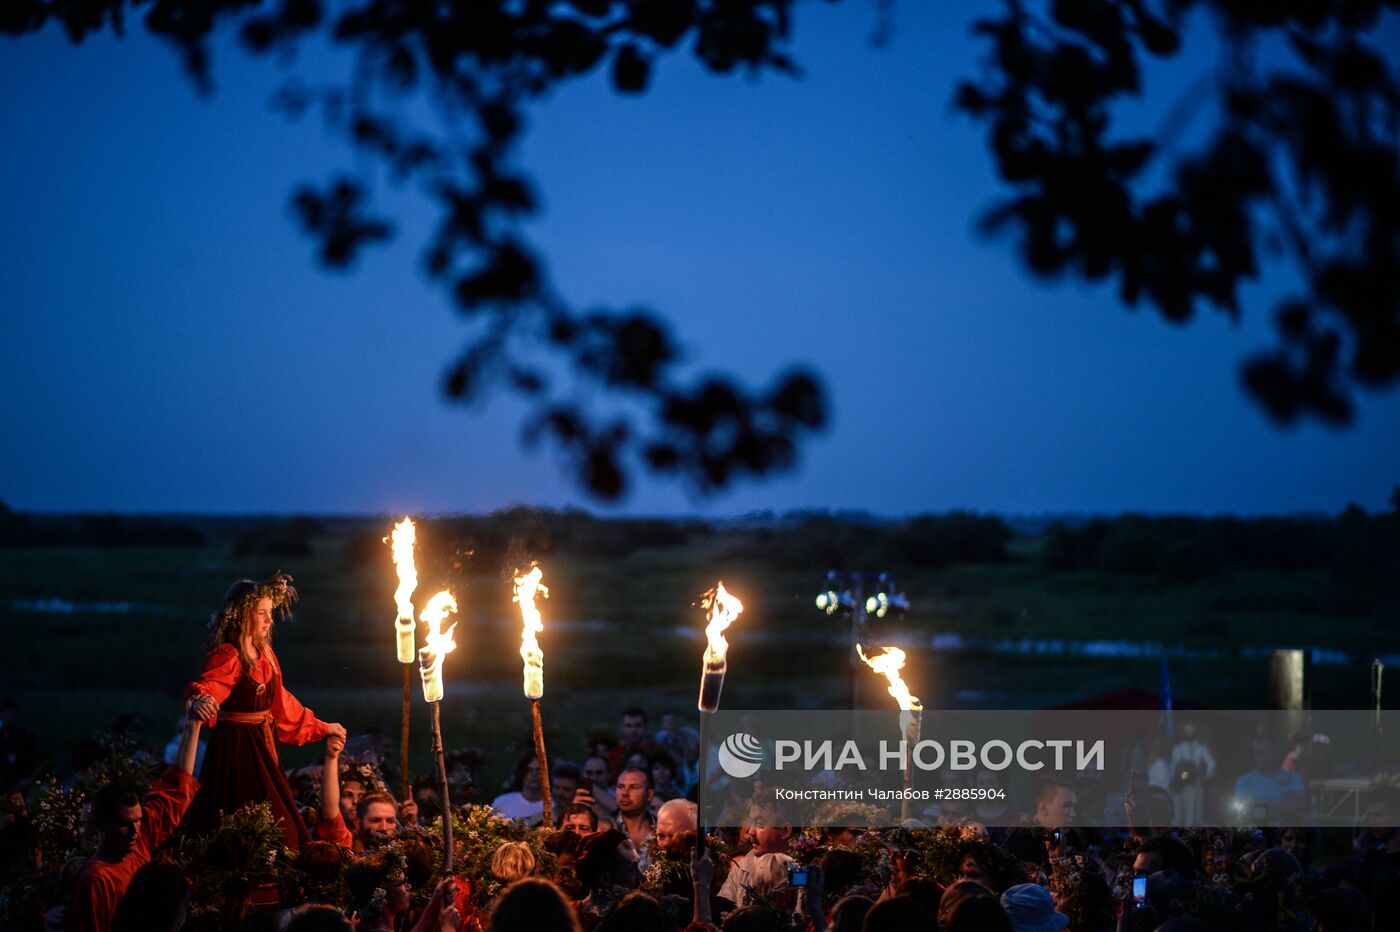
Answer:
[
  {"xmin": 490, "ymin": 791, "xmax": 544, "ymax": 822},
  {"xmin": 718, "ymin": 852, "xmax": 794, "ymax": 908}
]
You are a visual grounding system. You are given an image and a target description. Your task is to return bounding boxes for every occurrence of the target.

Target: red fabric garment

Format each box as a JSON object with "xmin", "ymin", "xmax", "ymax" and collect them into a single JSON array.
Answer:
[
  {"xmin": 67, "ymin": 767, "xmax": 199, "ymax": 932},
  {"xmin": 185, "ymin": 644, "xmax": 327, "ymax": 744},
  {"xmin": 311, "ymin": 811, "xmax": 354, "ymax": 849},
  {"xmin": 183, "ymin": 645, "xmax": 325, "ymax": 849}
]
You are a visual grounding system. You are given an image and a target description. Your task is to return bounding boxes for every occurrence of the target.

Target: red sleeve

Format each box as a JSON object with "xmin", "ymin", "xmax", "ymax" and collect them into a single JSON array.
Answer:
[
  {"xmin": 136, "ymin": 767, "xmax": 201, "ymax": 861},
  {"xmin": 268, "ymin": 652, "xmax": 328, "ymax": 746},
  {"xmin": 312, "ymin": 812, "xmax": 355, "ymax": 848},
  {"xmin": 185, "ymin": 645, "xmax": 241, "ymax": 726}
]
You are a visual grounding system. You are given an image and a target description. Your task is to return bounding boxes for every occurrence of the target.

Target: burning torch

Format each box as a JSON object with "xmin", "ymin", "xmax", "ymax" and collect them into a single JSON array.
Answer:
[
  {"xmin": 696, "ymin": 582, "xmax": 743, "ymax": 849},
  {"xmin": 389, "ymin": 517, "xmax": 418, "ymax": 800},
  {"xmin": 514, "ymin": 564, "xmax": 553, "ymax": 827},
  {"xmin": 858, "ymin": 644, "xmax": 923, "ymax": 821},
  {"xmin": 418, "ymin": 590, "xmax": 458, "ymax": 870},
  {"xmin": 698, "ymin": 582, "xmax": 743, "ymax": 713}
]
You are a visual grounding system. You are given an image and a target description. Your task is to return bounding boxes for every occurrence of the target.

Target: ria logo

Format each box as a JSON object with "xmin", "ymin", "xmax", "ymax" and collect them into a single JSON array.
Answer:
[{"xmin": 717, "ymin": 733, "xmax": 763, "ymax": 779}]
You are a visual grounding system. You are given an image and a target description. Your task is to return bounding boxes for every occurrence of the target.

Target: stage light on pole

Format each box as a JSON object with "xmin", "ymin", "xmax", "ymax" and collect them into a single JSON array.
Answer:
[
  {"xmin": 864, "ymin": 590, "xmax": 910, "ymax": 618},
  {"xmin": 815, "ymin": 588, "xmax": 854, "ymax": 615},
  {"xmin": 863, "ymin": 574, "xmax": 909, "ymax": 619}
]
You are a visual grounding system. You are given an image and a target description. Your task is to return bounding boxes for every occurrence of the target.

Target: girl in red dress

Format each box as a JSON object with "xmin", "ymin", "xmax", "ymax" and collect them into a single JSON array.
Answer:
[{"xmin": 184, "ymin": 573, "xmax": 346, "ymax": 848}]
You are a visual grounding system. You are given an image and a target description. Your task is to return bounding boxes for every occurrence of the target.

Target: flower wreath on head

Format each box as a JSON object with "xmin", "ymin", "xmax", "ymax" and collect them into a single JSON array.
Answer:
[
  {"xmin": 1050, "ymin": 852, "xmax": 1106, "ymax": 918},
  {"xmin": 209, "ymin": 571, "xmax": 298, "ymax": 645},
  {"xmin": 341, "ymin": 759, "xmax": 391, "ymax": 796},
  {"xmin": 355, "ymin": 847, "xmax": 409, "ymax": 922}
]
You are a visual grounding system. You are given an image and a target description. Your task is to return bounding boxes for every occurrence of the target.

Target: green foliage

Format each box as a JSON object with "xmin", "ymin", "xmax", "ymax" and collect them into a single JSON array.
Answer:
[
  {"xmin": 29, "ymin": 778, "xmax": 90, "ymax": 869},
  {"xmin": 904, "ymin": 825, "xmax": 1029, "ymax": 890},
  {"xmin": 445, "ymin": 804, "xmax": 559, "ymax": 907},
  {"xmin": 181, "ymin": 802, "xmax": 295, "ymax": 924}
]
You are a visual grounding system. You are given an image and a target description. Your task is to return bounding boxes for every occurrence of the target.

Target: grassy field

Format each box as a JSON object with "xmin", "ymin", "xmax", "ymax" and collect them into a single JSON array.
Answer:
[{"xmin": 3, "ymin": 511, "xmax": 1397, "ymax": 789}]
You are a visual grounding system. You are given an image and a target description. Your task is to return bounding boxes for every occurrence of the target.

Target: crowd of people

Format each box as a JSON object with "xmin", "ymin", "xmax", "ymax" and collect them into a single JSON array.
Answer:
[
  {"xmin": 5, "ymin": 698, "xmax": 1400, "ymax": 932},
  {"xmin": 3, "ymin": 575, "xmax": 1399, "ymax": 931}
]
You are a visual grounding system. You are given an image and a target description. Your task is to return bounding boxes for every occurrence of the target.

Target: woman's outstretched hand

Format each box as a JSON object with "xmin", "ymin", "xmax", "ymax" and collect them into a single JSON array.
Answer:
[
  {"xmin": 324, "ymin": 722, "xmax": 347, "ymax": 741},
  {"xmin": 186, "ymin": 694, "xmax": 218, "ymax": 723}
]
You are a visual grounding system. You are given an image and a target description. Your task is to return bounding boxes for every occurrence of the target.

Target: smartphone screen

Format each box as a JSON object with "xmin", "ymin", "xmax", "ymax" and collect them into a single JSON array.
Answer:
[{"xmin": 1132, "ymin": 875, "xmax": 1147, "ymax": 906}]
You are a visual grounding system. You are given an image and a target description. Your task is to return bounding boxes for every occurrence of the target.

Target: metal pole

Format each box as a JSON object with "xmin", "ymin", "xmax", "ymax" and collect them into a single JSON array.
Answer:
[
  {"xmin": 430, "ymin": 700, "xmax": 453, "ymax": 872},
  {"xmin": 532, "ymin": 698, "xmax": 553, "ymax": 828},
  {"xmin": 1373, "ymin": 659, "xmax": 1385, "ymax": 736}
]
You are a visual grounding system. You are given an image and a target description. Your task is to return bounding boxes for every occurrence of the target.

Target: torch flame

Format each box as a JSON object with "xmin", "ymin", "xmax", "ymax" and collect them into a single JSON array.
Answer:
[
  {"xmin": 417, "ymin": 590, "xmax": 458, "ymax": 703},
  {"xmin": 702, "ymin": 581, "xmax": 744, "ymax": 667},
  {"xmin": 389, "ymin": 517, "xmax": 418, "ymax": 663},
  {"xmin": 857, "ymin": 644, "xmax": 923, "ymax": 712},
  {"xmin": 513, "ymin": 564, "xmax": 548, "ymax": 699}
]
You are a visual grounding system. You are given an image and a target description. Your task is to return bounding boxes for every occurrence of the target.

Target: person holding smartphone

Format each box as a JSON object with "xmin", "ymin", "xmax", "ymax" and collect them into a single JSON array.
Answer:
[{"xmin": 574, "ymin": 755, "xmax": 618, "ymax": 823}]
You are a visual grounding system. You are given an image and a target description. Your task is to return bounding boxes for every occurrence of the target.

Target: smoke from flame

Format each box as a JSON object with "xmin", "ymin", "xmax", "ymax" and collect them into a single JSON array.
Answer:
[
  {"xmin": 514, "ymin": 564, "xmax": 548, "ymax": 699},
  {"xmin": 417, "ymin": 590, "xmax": 458, "ymax": 703}
]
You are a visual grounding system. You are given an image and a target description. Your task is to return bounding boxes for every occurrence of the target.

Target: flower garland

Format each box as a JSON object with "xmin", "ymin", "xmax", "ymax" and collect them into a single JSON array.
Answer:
[
  {"xmin": 443, "ymin": 805, "xmax": 558, "ymax": 906},
  {"xmin": 906, "ymin": 824, "xmax": 1030, "ymax": 890},
  {"xmin": 353, "ymin": 847, "xmax": 408, "ymax": 924},
  {"xmin": 641, "ymin": 836, "xmax": 733, "ymax": 900},
  {"xmin": 181, "ymin": 802, "xmax": 293, "ymax": 920},
  {"xmin": 30, "ymin": 777, "xmax": 90, "ymax": 868}
]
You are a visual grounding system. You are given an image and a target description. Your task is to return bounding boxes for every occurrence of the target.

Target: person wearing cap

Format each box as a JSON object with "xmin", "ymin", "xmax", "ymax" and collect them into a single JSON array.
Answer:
[{"xmin": 1000, "ymin": 883, "xmax": 1069, "ymax": 932}]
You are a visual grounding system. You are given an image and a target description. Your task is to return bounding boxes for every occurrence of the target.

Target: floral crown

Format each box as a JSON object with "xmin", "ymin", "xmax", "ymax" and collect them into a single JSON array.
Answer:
[
  {"xmin": 354, "ymin": 848, "xmax": 408, "ymax": 919},
  {"xmin": 210, "ymin": 572, "xmax": 298, "ymax": 643},
  {"xmin": 341, "ymin": 759, "xmax": 391, "ymax": 795}
]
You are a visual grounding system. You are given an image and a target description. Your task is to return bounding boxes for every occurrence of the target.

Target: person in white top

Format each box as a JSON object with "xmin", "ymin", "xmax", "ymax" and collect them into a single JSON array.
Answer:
[
  {"xmin": 491, "ymin": 752, "xmax": 545, "ymax": 822},
  {"xmin": 718, "ymin": 798, "xmax": 794, "ymax": 908},
  {"xmin": 1169, "ymin": 722, "xmax": 1216, "ymax": 825}
]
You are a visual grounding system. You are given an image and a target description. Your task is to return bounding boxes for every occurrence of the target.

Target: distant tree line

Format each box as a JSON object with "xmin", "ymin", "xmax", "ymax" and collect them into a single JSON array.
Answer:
[
  {"xmin": 719, "ymin": 511, "xmax": 1015, "ymax": 572},
  {"xmin": 229, "ymin": 517, "xmax": 325, "ymax": 558},
  {"xmin": 9, "ymin": 498, "xmax": 1400, "ymax": 592},
  {"xmin": 342, "ymin": 505, "xmax": 710, "ymax": 572},
  {"xmin": 0, "ymin": 502, "xmax": 206, "ymax": 548},
  {"xmin": 1042, "ymin": 491, "xmax": 1400, "ymax": 590}
]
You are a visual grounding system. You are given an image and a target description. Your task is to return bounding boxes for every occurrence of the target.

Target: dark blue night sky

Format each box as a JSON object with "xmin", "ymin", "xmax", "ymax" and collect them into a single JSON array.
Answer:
[{"xmin": 3, "ymin": 2, "xmax": 1397, "ymax": 516}]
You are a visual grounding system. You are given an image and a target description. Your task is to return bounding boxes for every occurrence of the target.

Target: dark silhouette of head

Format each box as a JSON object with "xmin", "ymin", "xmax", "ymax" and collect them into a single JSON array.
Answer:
[
  {"xmin": 111, "ymin": 860, "xmax": 189, "ymax": 932},
  {"xmin": 488, "ymin": 877, "xmax": 581, "ymax": 932}
]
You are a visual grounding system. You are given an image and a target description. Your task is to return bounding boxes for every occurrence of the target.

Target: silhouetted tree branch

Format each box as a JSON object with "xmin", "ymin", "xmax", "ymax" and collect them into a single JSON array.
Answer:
[
  {"xmin": 1, "ymin": 0, "xmax": 823, "ymax": 500},
  {"xmin": 957, "ymin": 0, "xmax": 1400, "ymax": 424},
  {"xmin": 5, "ymin": 0, "xmax": 1397, "ymax": 500}
]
